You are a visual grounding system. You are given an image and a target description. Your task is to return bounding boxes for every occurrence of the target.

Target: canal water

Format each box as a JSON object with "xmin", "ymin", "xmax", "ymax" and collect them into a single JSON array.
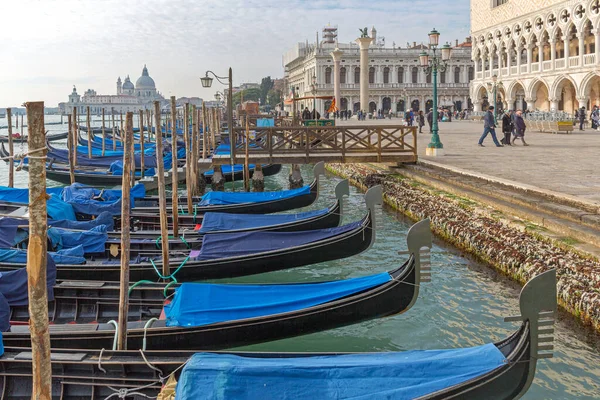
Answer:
[{"xmin": 1, "ymin": 118, "xmax": 599, "ymax": 398}]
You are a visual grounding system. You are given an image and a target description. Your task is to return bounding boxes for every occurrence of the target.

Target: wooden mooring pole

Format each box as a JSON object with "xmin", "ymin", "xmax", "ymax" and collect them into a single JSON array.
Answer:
[
  {"xmin": 170, "ymin": 96, "xmax": 179, "ymax": 236},
  {"xmin": 191, "ymin": 104, "xmax": 199, "ymax": 196},
  {"xmin": 184, "ymin": 103, "xmax": 192, "ymax": 213},
  {"xmin": 25, "ymin": 101, "xmax": 52, "ymax": 399},
  {"xmin": 72, "ymin": 108, "xmax": 77, "ymax": 167},
  {"xmin": 67, "ymin": 114, "xmax": 75, "ymax": 184},
  {"xmin": 154, "ymin": 101, "xmax": 170, "ymax": 271},
  {"xmin": 111, "ymin": 107, "xmax": 117, "ymax": 151},
  {"xmin": 117, "ymin": 112, "xmax": 134, "ymax": 351},
  {"xmin": 139, "ymin": 109, "xmax": 145, "ymax": 178},
  {"xmin": 101, "ymin": 108, "xmax": 106, "ymax": 156},
  {"xmin": 86, "ymin": 106, "xmax": 92, "ymax": 158},
  {"xmin": 6, "ymin": 108, "xmax": 14, "ymax": 188},
  {"xmin": 244, "ymin": 117, "xmax": 250, "ymax": 192}
]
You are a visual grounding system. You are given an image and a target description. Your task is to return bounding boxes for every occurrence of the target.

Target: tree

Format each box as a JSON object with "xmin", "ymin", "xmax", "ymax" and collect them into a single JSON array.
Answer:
[
  {"xmin": 267, "ymin": 89, "xmax": 283, "ymax": 108},
  {"xmin": 260, "ymin": 77, "xmax": 274, "ymax": 105},
  {"xmin": 232, "ymin": 88, "xmax": 261, "ymax": 107}
]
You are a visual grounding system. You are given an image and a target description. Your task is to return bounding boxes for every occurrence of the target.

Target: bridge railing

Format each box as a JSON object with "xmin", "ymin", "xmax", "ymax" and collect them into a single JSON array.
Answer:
[{"xmin": 219, "ymin": 125, "xmax": 417, "ymax": 164}]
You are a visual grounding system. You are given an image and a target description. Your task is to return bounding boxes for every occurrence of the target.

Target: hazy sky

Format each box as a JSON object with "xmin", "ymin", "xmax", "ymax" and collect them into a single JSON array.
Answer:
[{"xmin": 0, "ymin": 0, "xmax": 470, "ymax": 107}]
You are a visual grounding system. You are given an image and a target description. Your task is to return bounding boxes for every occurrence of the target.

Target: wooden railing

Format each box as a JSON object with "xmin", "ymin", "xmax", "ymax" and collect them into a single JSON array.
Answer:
[{"xmin": 211, "ymin": 125, "xmax": 418, "ymax": 164}]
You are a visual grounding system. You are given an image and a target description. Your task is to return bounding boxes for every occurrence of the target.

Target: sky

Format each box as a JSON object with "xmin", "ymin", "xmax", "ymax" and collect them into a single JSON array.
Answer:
[{"xmin": 0, "ymin": 0, "xmax": 470, "ymax": 107}]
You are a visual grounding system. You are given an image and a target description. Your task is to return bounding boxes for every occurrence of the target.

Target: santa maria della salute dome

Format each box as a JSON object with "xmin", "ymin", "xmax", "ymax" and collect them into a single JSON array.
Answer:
[{"xmin": 60, "ymin": 65, "xmax": 165, "ymax": 114}]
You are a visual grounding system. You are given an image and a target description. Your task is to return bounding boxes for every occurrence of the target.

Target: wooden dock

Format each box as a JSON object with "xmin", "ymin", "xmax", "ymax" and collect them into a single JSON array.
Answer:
[{"xmin": 207, "ymin": 125, "xmax": 418, "ymax": 165}]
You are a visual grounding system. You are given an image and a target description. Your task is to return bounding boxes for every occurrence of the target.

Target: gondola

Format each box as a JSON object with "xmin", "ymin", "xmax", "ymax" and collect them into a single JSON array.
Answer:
[
  {"xmin": 0, "ymin": 183, "xmax": 379, "ymax": 281},
  {"xmin": 131, "ymin": 162, "xmax": 324, "ymax": 219},
  {"xmin": 21, "ymin": 164, "xmax": 148, "ymax": 186},
  {"xmin": 130, "ymin": 178, "xmax": 348, "ymax": 233},
  {"xmin": 0, "ymin": 219, "xmax": 431, "ymax": 351},
  {"xmin": 0, "ymin": 269, "xmax": 555, "ymax": 399},
  {"xmin": 0, "ymin": 131, "xmax": 68, "ymax": 143}
]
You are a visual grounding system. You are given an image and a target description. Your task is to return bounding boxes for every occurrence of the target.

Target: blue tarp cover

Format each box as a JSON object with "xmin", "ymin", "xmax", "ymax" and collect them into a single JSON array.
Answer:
[
  {"xmin": 0, "ymin": 186, "xmax": 63, "ymax": 204},
  {"xmin": 49, "ymin": 211, "xmax": 114, "ymax": 231},
  {"xmin": 199, "ymin": 185, "xmax": 310, "ymax": 206},
  {"xmin": 175, "ymin": 344, "xmax": 507, "ymax": 400},
  {"xmin": 165, "ymin": 272, "xmax": 390, "ymax": 328},
  {"xmin": 256, "ymin": 118, "xmax": 275, "ymax": 127},
  {"xmin": 61, "ymin": 182, "xmax": 145, "ymax": 214},
  {"xmin": 194, "ymin": 221, "xmax": 360, "ymax": 260},
  {"xmin": 0, "ymin": 188, "xmax": 76, "ymax": 220},
  {"xmin": 0, "ymin": 218, "xmax": 22, "ymax": 248},
  {"xmin": 46, "ymin": 146, "xmax": 158, "ymax": 168},
  {"xmin": 48, "ymin": 225, "xmax": 107, "ymax": 254},
  {"xmin": 199, "ymin": 208, "xmax": 329, "ymax": 233},
  {"xmin": 0, "ymin": 247, "xmax": 86, "ymax": 265},
  {"xmin": 0, "ymin": 256, "xmax": 57, "ymax": 332},
  {"xmin": 47, "ymin": 195, "xmax": 77, "ymax": 221}
]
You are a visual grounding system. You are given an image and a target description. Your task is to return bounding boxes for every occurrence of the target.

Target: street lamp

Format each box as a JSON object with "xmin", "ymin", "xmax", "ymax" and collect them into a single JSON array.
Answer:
[
  {"xmin": 311, "ymin": 74, "xmax": 317, "ymax": 119},
  {"xmin": 486, "ymin": 75, "xmax": 503, "ymax": 123},
  {"xmin": 201, "ymin": 68, "xmax": 233, "ymax": 159},
  {"xmin": 420, "ymin": 29, "xmax": 452, "ymax": 156}
]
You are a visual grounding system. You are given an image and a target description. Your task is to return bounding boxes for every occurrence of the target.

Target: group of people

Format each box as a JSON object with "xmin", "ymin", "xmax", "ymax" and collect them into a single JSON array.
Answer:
[
  {"xmin": 575, "ymin": 106, "xmax": 600, "ymax": 130},
  {"xmin": 478, "ymin": 106, "xmax": 528, "ymax": 147},
  {"xmin": 330, "ymin": 110, "xmax": 353, "ymax": 120},
  {"xmin": 301, "ymin": 107, "xmax": 320, "ymax": 121}
]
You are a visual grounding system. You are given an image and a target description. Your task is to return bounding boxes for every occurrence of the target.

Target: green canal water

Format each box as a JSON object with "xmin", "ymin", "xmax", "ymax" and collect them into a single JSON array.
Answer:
[{"xmin": 1, "ymin": 117, "xmax": 599, "ymax": 398}]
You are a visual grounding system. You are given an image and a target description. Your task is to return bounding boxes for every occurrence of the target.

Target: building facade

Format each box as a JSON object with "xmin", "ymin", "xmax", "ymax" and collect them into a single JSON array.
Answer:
[
  {"xmin": 470, "ymin": 0, "xmax": 600, "ymax": 114},
  {"xmin": 283, "ymin": 26, "xmax": 474, "ymax": 115},
  {"xmin": 59, "ymin": 65, "xmax": 165, "ymax": 115}
]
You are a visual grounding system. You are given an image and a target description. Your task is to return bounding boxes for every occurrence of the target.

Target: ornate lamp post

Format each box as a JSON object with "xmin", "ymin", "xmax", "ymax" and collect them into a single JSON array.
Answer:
[
  {"xmin": 311, "ymin": 74, "xmax": 317, "ymax": 119},
  {"xmin": 419, "ymin": 29, "xmax": 452, "ymax": 156},
  {"xmin": 201, "ymin": 68, "xmax": 233, "ymax": 157},
  {"xmin": 486, "ymin": 75, "xmax": 503, "ymax": 123}
]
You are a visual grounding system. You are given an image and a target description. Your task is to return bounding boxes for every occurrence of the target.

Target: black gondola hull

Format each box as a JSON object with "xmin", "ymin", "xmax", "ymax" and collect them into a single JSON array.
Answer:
[{"xmin": 2, "ymin": 259, "xmax": 415, "ymax": 351}]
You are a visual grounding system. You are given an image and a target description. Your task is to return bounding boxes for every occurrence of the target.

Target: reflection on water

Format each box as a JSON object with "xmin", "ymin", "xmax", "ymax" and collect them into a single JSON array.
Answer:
[{"xmin": 1, "ymin": 129, "xmax": 599, "ymax": 398}]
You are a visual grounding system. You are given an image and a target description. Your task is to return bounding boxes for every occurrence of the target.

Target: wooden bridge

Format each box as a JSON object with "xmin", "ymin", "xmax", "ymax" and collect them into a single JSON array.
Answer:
[{"xmin": 208, "ymin": 125, "xmax": 418, "ymax": 165}]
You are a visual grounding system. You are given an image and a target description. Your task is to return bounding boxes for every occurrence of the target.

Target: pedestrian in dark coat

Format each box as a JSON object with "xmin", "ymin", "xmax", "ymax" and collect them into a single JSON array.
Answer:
[
  {"xmin": 579, "ymin": 107, "xmax": 586, "ymax": 130},
  {"xmin": 478, "ymin": 106, "xmax": 502, "ymax": 147},
  {"xmin": 501, "ymin": 111, "xmax": 513, "ymax": 146},
  {"xmin": 512, "ymin": 110, "xmax": 528, "ymax": 146},
  {"xmin": 418, "ymin": 111, "xmax": 425, "ymax": 133},
  {"xmin": 426, "ymin": 110, "xmax": 433, "ymax": 133}
]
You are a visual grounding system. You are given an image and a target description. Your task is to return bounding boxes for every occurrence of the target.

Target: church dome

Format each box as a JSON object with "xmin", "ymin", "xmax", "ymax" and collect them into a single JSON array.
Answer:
[
  {"xmin": 122, "ymin": 75, "xmax": 134, "ymax": 90},
  {"xmin": 135, "ymin": 65, "xmax": 156, "ymax": 89}
]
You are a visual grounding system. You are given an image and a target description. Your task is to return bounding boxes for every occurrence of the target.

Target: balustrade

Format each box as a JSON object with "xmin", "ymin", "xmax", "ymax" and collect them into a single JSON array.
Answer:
[
  {"xmin": 584, "ymin": 53, "xmax": 596, "ymax": 65},
  {"xmin": 568, "ymin": 56, "xmax": 579, "ymax": 67}
]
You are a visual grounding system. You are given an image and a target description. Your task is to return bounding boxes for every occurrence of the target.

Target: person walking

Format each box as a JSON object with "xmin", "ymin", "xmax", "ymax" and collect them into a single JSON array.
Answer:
[
  {"xmin": 426, "ymin": 109, "xmax": 433, "ymax": 133},
  {"xmin": 418, "ymin": 110, "xmax": 425, "ymax": 133},
  {"xmin": 512, "ymin": 110, "xmax": 528, "ymax": 146},
  {"xmin": 478, "ymin": 106, "xmax": 502, "ymax": 147},
  {"xmin": 579, "ymin": 107, "xmax": 586, "ymax": 130},
  {"xmin": 501, "ymin": 110, "xmax": 513, "ymax": 146}
]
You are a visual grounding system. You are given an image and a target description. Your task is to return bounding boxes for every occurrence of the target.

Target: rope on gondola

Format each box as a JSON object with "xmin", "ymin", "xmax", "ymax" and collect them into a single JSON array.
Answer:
[
  {"xmin": 149, "ymin": 255, "xmax": 191, "ymax": 283},
  {"xmin": 1, "ymin": 145, "xmax": 48, "ymax": 161},
  {"xmin": 128, "ymin": 280, "xmax": 155, "ymax": 295},
  {"xmin": 154, "ymin": 235, "xmax": 190, "ymax": 249}
]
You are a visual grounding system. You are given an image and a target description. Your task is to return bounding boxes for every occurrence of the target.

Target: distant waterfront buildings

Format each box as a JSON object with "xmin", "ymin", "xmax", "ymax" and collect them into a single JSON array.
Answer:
[
  {"xmin": 59, "ymin": 65, "xmax": 166, "ymax": 115},
  {"xmin": 283, "ymin": 26, "xmax": 473, "ymax": 114}
]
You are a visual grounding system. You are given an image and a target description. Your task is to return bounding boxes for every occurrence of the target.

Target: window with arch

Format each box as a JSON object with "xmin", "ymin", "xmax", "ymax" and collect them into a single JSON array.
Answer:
[
  {"xmin": 398, "ymin": 67, "xmax": 404, "ymax": 83},
  {"xmin": 325, "ymin": 67, "xmax": 332, "ymax": 84},
  {"xmin": 468, "ymin": 66, "xmax": 474, "ymax": 80},
  {"xmin": 411, "ymin": 67, "xmax": 418, "ymax": 83},
  {"xmin": 492, "ymin": 0, "xmax": 508, "ymax": 7},
  {"xmin": 354, "ymin": 67, "xmax": 360, "ymax": 84},
  {"xmin": 340, "ymin": 67, "xmax": 346, "ymax": 84},
  {"xmin": 426, "ymin": 71, "xmax": 432, "ymax": 84},
  {"xmin": 369, "ymin": 67, "xmax": 375, "ymax": 84},
  {"xmin": 440, "ymin": 70, "xmax": 446, "ymax": 84},
  {"xmin": 383, "ymin": 67, "xmax": 390, "ymax": 84},
  {"xmin": 454, "ymin": 67, "xmax": 461, "ymax": 83}
]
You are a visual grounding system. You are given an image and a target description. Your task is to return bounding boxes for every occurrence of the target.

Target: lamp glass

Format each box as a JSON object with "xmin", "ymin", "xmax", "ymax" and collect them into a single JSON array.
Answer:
[
  {"xmin": 492, "ymin": 74, "xmax": 498, "ymax": 83},
  {"xmin": 215, "ymin": 93, "xmax": 221, "ymax": 101},
  {"xmin": 428, "ymin": 29, "xmax": 440, "ymax": 46},
  {"xmin": 441, "ymin": 44, "xmax": 452, "ymax": 61},
  {"xmin": 312, "ymin": 75, "xmax": 317, "ymax": 85},
  {"xmin": 200, "ymin": 76, "xmax": 213, "ymax": 88},
  {"xmin": 419, "ymin": 52, "xmax": 429, "ymax": 67}
]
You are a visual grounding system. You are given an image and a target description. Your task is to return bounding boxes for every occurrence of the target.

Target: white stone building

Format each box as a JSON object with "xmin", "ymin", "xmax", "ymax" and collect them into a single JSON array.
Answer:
[
  {"xmin": 59, "ymin": 65, "xmax": 165, "ymax": 115},
  {"xmin": 470, "ymin": 0, "xmax": 600, "ymax": 114},
  {"xmin": 283, "ymin": 26, "xmax": 474, "ymax": 114}
]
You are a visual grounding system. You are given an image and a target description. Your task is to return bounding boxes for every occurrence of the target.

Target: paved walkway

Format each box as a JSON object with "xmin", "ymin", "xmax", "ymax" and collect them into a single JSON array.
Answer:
[{"xmin": 338, "ymin": 118, "xmax": 600, "ymax": 205}]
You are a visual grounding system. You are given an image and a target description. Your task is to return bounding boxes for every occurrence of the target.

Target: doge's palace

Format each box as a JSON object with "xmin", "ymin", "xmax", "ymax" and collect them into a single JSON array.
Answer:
[{"xmin": 470, "ymin": 0, "xmax": 600, "ymax": 114}]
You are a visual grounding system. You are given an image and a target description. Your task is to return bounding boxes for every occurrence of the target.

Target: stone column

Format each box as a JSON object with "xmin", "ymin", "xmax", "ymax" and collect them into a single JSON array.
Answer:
[
  {"xmin": 595, "ymin": 29, "xmax": 600, "ymax": 64},
  {"xmin": 525, "ymin": 98, "xmax": 536, "ymax": 111},
  {"xmin": 550, "ymin": 39, "xmax": 556, "ymax": 70},
  {"xmin": 563, "ymin": 35, "xmax": 570, "ymax": 63},
  {"xmin": 331, "ymin": 48, "xmax": 344, "ymax": 113},
  {"xmin": 578, "ymin": 34, "xmax": 585, "ymax": 66},
  {"xmin": 356, "ymin": 36, "xmax": 374, "ymax": 112},
  {"xmin": 516, "ymin": 45, "xmax": 521, "ymax": 72},
  {"xmin": 549, "ymin": 98, "xmax": 559, "ymax": 112},
  {"xmin": 481, "ymin": 57, "xmax": 485, "ymax": 74},
  {"xmin": 506, "ymin": 97, "xmax": 515, "ymax": 110},
  {"xmin": 577, "ymin": 96, "xmax": 588, "ymax": 110},
  {"xmin": 473, "ymin": 102, "xmax": 481, "ymax": 112},
  {"xmin": 538, "ymin": 43, "xmax": 543, "ymax": 69},
  {"xmin": 526, "ymin": 45, "xmax": 533, "ymax": 72},
  {"xmin": 497, "ymin": 49, "xmax": 503, "ymax": 77},
  {"xmin": 506, "ymin": 48, "xmax": 511, "ymax": 76}
]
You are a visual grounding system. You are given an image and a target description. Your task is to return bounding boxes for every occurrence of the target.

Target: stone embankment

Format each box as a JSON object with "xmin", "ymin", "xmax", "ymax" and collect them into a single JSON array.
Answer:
[{"xmin": 326, "ymin": 163, "xmax": 600, "ymax": 333}]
